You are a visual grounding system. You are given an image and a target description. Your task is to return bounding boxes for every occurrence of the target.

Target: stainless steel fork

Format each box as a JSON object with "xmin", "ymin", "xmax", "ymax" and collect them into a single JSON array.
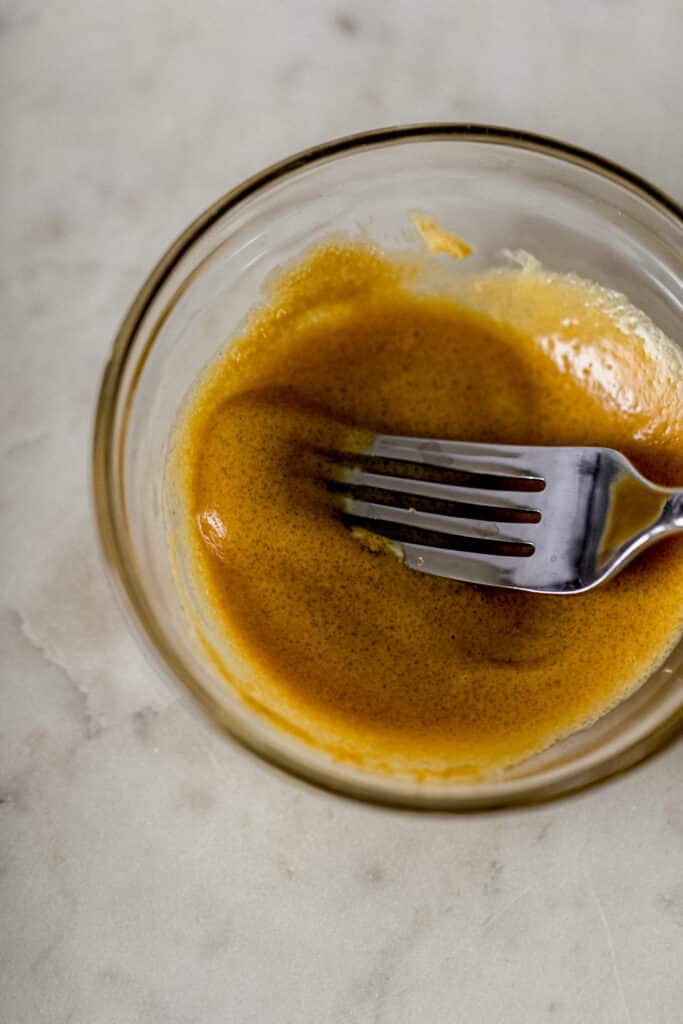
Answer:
[{"xmin": 327, "ymin": 435, "xmax": 683, "ymax": 594}]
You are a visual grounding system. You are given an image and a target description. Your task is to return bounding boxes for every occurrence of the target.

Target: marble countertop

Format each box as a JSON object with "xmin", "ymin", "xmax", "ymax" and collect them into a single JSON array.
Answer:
[{"xmin": 3, "ymin": 1, "xmax": 683, "ymax": 1021}]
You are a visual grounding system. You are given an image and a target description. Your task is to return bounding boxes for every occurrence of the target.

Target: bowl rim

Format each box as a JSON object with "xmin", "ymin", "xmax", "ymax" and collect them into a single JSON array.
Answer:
[{"xmin": 92, "ymin": 122, "xmax": 683, "ymax": 810}]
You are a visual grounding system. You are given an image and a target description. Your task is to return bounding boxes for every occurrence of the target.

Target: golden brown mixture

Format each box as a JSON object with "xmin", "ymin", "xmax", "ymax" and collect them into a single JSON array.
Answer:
[{"xmin": 167, "ymin": 241, "xmax": 683, "ymax": 778}]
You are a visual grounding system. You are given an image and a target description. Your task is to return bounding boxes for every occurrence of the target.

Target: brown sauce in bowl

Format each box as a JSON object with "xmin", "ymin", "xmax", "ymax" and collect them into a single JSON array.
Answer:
[{"xmin": 168, "ymin": 241, "xmax": 683, "ymax": 778}]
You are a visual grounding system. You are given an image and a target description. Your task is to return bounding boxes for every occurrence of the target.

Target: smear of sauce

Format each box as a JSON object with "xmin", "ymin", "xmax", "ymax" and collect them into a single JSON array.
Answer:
[
  {"xmin": 167, "ymin": 239, "xmax": 683, "ymax": 779},
  {"xmin": 411, "ymin": 212, "xmax": 473, "ymax": 259}
]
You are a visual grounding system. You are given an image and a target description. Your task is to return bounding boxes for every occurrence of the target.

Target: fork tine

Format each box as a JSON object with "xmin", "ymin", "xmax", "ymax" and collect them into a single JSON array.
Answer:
[
  {"xmin": 399, "ymin": 543, "xmax": 524, "ymax": 587},
  {"xmin": 367, "ymin": 435, "xmax": 545, "ymax": 486},
  {"xmin": 343, "ymin": 498, "xmax": 536, "ymax": 554},
  {"xmin": 331, "ymin": 467, "xmax": 544, "ymax": 516}
]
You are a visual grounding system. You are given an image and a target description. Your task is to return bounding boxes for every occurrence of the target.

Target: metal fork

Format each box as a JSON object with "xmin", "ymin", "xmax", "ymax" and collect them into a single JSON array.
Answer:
[{"xmin": 326, "ymin": 435, "xmax": 683, "ymax": 594}]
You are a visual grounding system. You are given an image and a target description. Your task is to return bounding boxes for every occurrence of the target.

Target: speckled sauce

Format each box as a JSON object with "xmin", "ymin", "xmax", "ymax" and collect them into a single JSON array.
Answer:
[{"xmin": 167, "ymin": 241, "xmax": 683, "ymax": 778}]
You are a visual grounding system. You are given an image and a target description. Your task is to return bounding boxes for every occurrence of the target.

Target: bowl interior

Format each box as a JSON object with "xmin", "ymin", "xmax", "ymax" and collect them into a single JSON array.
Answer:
[{"xmin": 97, "ymin": 129, "xmax": 683, "ymax": 808}]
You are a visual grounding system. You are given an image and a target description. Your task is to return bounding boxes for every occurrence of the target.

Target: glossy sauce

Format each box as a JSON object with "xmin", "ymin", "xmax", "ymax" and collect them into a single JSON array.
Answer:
[{"xmin": 168, "ymin": 242, "xmax": 683, "ymax": 777}]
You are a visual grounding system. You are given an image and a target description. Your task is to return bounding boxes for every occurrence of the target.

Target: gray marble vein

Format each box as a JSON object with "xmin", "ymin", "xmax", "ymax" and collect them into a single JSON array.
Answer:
[{"xmin": 2, "ymin": 1, "xmax": 683, "ymax": 1021}]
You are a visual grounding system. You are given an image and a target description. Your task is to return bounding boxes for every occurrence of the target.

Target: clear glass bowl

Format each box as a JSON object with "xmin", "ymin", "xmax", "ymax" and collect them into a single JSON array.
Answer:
[{"xmin": 93, "ymin": 125, "xmax": 683, "ymax": 809}]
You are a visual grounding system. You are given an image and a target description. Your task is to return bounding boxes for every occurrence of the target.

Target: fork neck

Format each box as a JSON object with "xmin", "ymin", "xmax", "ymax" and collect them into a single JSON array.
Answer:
[{"xmin": 663, "ymin": 492, "xmax": 683, "ymax": 531}]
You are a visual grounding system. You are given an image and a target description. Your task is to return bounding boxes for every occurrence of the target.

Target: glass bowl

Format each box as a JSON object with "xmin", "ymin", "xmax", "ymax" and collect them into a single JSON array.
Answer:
[{"xmin": 93, "ymin": 125, "xmax": 683, "ymax": 809}]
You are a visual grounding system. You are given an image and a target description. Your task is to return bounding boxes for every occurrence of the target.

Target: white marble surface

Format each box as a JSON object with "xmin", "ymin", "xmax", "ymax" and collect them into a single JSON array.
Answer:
[{"xmin": 2, "ymin": 1, "xmax": 683, "ymax": 1021}]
